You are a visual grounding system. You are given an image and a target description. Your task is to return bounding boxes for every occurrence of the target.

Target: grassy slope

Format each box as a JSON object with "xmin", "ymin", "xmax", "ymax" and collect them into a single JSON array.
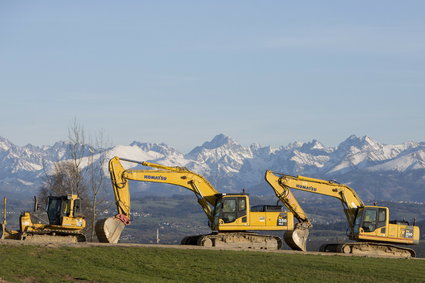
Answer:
[{"xmin": 1, "ymin": 245, "xmax": 424, "ymax": 283}]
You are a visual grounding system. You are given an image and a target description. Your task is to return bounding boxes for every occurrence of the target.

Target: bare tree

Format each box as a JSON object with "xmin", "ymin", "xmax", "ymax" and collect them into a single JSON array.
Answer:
[
  {"xmin": 87, "ymin": 131, "xmax": 110, "ymax": 241},
  {"xmin": 39, "ymin": 161, "xmax": 77, "ymax": 201},
  {"xmin": 68, "ymin": 119, "xmax": 88, "ymax": 196},
  {"xmin": 39, "ymin": 119, "xmax": 110, "ymax": 241}
]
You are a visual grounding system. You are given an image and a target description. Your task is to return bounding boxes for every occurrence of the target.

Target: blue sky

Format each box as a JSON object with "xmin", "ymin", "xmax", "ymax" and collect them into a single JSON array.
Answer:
[{"xmin": 1, "ymin": 1, "xmax": 424, "ymax": 152}]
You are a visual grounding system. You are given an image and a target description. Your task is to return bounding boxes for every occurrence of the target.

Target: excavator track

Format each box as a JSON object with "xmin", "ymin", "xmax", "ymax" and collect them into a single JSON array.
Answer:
[
  {"xmin": 181, "ymin": 232, "xmax": 282, "ymax": 250},
  {"xmin": 320, "ymin": 242, "xmax": 416, "ymax": 258},
  {"xmin": 19, "ymin": 229, "xmax": 86, "ymax": 243}
]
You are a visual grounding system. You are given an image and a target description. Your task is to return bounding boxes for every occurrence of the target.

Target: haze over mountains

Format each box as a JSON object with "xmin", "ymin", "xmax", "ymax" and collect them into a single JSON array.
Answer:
[{"xmin": 1, "ymin": 134, "xmax": 425, "ymax": 202}]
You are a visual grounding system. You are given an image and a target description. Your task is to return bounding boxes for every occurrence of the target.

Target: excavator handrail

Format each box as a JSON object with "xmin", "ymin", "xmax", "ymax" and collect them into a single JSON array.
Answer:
[{"xmin": 119, "ymin": 157, "xmax": 190, "ymax": 172}]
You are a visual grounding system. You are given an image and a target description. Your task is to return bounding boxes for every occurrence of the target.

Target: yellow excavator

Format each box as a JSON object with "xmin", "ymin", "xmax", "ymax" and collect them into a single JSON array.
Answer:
[
  {"xmin": 95, "ymin": 156, "xmax": 296, "ymax": 250},
  {"xmin": 265, "ymin": 171, "xmax": 420, "ymax": 257},
  {"xmin": 1, "ymin": 194, "xmax": 86, "ymax": 242}
]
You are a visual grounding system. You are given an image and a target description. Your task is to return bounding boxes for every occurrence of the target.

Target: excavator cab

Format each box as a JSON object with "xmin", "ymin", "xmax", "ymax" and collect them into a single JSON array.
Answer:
[
  {"xmin": 212, "ymin": 194, "xmax": 293, "ymax": 232},
  {"xmin": 213, "ymin": 195, "xmax": 248, "ymax": 227},
  {"xmin": 46, "ymin": 195, "xmax": 81, "ymax": 225},
  {"xmin": 42, "ymin": 195, "xmax": 85, "ymax": 230},
  {"xmin": 47, "ymin": 196, "xmax": 68, "ymax": 225},
  {"xmin": 353, "ymin": 206, "xmax": 386, "ymax": 235},
  {"xmin": 352, "ymin": 205, "xmax": 420, "ymax": 245}
]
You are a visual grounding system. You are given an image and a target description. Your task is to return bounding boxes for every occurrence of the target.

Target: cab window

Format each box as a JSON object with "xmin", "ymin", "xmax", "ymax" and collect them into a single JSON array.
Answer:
[
  {"xmin": 213, "ymin": 199, "xmax": 223, "ymax": 227},
  {"xmin": 238, "ymin": 198, "xmax": 246, "ymax": 211},
  {"xmin": 222, "ymin": 199, "xmax": 236, "ymax": 223},
  {"xmin": 74, "ymin": 199, "xmax": 81, "ymax": 215},
  {"xmin": 223, "ymin": 199, "xmax": 236, "ymax": 213},
  {"xmin": 362, "ymin": 208, "xmax": 377, "ymax": 232},
  {"xmin": 62, "ymin": 199, "xmax": 70, "ymax": 216},
  {"xmin": 353, "ymin": 208, "xmax": 364, "ymax": 234},
  {"xmin": 377, "ymin": 208, "xmax": 386, "ymax": 228}
]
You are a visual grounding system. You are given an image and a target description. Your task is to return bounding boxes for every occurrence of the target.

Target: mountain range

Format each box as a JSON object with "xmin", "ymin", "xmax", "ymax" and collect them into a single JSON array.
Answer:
[{"xmin": 1, "ymin": 134, "xmax": 425, "ymax": 202}]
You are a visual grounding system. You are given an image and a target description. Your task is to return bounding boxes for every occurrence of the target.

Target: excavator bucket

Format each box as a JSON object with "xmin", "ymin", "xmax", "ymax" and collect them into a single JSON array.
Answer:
[
  {"xmin": 284, "ymin": 228, "xmax": 309, "ymax": 251},
  {"xmin": 95, "ymin": 217, "xmax": 126, "ymax": 243}
]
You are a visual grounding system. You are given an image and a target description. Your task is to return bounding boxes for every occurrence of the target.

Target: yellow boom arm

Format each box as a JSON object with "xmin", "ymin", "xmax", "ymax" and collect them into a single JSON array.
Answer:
[
  {"xmin": 268, "ymin": 172, "xmax": 364, "ymax": 232},
  {"xmin": 265, "ymin": 171, "xmax": 311, "ymax": 229},
  {"xmin": 109, "ymin": 156, "xmax": 220, "ymax": 224}
]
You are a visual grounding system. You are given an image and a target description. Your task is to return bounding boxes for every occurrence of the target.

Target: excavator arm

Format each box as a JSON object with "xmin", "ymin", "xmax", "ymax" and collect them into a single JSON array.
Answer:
[
  {"xmin": 109, "ymin": 156, "xmax": 220, "ymax": 223},
  {"xmin": 265, "ymin": 171, "xmax": 312, "ymax": 251},
  {"xmin": 265, "ymin": 171, "xmax": 310, "ymax": 227},
  {"xmin": 275, "ymin": 173, "xmax": 364, "ymax": 231},
  {"xmin": 96, "ymin": 156, "xmax": 221, "ymax": 243}
]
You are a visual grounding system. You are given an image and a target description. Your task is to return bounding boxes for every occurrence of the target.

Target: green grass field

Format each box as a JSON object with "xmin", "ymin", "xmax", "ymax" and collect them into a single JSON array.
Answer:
[{"xmin": 0, "ymin": 244, "xmax": 424, "ymax": 283}]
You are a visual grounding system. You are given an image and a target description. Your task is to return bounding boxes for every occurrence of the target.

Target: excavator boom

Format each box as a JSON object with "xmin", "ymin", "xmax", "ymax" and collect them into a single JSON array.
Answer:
[
  {"xmin": 110, "ymin": 156, "xmax": 219, "ymax": 220},
  {"xmin": 265, "ymin": 171, "xmax": 311, "ymax": 251},
  {"xmin": 276, "ymin": 173, "xmax": 363, "ymax": 229}
]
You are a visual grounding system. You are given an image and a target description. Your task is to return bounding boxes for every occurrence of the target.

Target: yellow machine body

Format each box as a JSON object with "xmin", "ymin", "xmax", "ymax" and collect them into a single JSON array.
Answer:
[
  {"xmin": 212, "ymin": 194, "xmax": 294, "ymax": 231},
  {"xmin": 2, "ymin": 194, "xmax": 86, "ymax": 242}
]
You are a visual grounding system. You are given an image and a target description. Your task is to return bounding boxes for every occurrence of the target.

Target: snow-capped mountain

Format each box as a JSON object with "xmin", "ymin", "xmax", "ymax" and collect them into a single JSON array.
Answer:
[{"xmin": 1, "ymin": 134, "xmax": 425, "ymax": 201}]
